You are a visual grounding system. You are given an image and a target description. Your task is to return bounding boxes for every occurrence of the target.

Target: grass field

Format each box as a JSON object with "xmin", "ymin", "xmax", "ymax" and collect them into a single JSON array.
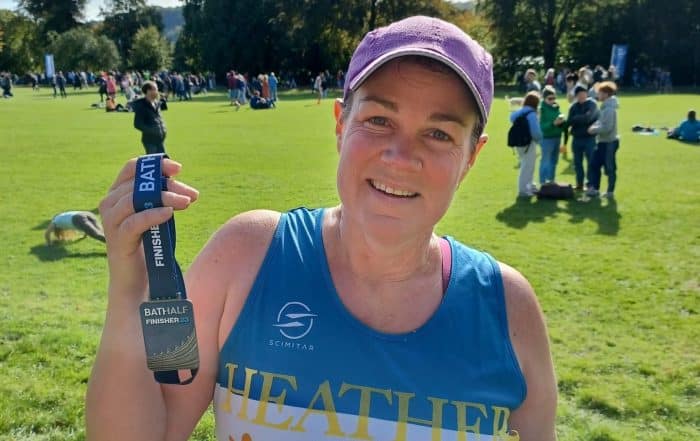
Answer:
[{"xmin": 0, "ymin": 85, "xmax": 698, "ymax": 441}]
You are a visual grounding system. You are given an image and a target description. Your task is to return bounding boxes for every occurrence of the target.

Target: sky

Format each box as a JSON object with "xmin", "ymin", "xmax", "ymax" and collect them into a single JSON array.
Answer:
[{"xmin": 0, "ymin": 1, "xmax": 183, "ymax": 21}]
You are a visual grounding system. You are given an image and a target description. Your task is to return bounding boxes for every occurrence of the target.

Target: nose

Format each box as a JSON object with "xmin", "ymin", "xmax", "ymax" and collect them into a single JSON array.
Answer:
[{"xmin": 380, "ymin": 135, "xmax": 422, "ymax": 172}]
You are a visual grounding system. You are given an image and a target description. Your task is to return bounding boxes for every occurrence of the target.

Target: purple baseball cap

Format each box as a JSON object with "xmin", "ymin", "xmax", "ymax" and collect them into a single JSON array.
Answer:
[{"xmin": 344, "ymin": 15, "xmax": 494, "ymax": 125}]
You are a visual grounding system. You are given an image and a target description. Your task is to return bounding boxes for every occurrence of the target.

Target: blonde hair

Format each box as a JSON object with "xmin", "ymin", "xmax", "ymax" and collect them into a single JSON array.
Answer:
[{"xmin": 596, "ymin": 81, "xmax": 618, "ymax": 95}]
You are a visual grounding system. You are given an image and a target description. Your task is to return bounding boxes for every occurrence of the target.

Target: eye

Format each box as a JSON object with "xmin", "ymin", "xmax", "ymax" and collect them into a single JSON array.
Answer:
[
  {"xmin": 367, "ymin": 116, "xmax": 389, "ymax": 127},
  {"xmin": 430, "ymin": 129, "xmax": 453, "ymax": 142}
]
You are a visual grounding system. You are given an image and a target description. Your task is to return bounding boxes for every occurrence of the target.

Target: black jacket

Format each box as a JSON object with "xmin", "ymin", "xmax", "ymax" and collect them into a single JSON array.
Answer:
[
  {"xmin": 567, "ymin": 98, "xmax": 599, "ymax": 138},
  {"xmin": 132, "ymin": 97, "xmax": 167, "ymax": 144}
]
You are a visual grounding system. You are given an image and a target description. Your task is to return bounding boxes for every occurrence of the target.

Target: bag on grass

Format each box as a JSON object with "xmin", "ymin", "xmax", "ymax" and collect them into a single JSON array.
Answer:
[
  {"xmin": 507, "ymin": 110, "xmax": 534, "ymax": 147},
  {"xmin": 536, "ymin": 182, "xmax": 574, "ymax": 200}
]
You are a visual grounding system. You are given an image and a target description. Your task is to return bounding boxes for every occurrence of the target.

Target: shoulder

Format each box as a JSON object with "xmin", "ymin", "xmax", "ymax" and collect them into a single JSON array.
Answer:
[
  {"xmin": 497, "ymin": 261, "xmax": 558, "ymax": 438},
  {"xmin": 195, "ymin": 210, "xmax": 281, "ymax": 273},
  {"xmin": 497, "ymin": 263, "xmax": 545, "ymax": 340},
  {"xmin": 185, "ymin": 209, "xmax": 282, "ymax": 332}
]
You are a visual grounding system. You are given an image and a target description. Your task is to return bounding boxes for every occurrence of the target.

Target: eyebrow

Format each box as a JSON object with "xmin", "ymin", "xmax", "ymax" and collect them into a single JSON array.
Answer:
[
  {"xmin": 360, "ymin": 95, "xmax": 470, "ymax": 127},
  {"xmin": 359, "ymin": 95, "xmax": 398, "ymax": 112},
  {"xmin": 428, "ymin": 112, "xmax": 469, "ymax": 127}
]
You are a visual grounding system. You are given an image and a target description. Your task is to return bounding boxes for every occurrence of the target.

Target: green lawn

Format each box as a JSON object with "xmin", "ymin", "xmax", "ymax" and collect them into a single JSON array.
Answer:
[{"xmin": 0, "ymin": 85, "xmax": 698, "ymax": 441}]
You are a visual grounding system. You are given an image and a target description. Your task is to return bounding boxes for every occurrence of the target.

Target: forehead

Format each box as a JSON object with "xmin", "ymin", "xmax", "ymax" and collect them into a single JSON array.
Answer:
[{"xmin": 354, "ymin": 57, "xmax": 478, "ymax": 117}]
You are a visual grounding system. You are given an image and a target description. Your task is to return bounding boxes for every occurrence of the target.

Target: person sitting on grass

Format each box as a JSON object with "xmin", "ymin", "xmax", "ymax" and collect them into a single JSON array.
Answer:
[
  {"xmin": 105, "ymin": 96, "xmax": 129, "ymax": 113},
  {"xmin": 249, "ymin": 90, "xmax": 275, "ymax": 109},
  {"xmin": 667, "ymin": 110, "xmax": 700, "ymax": 142}
]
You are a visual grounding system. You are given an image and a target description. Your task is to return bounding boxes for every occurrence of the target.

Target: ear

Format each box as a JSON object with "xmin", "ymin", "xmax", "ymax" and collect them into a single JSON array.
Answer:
[
  {"xmin": 460, "ymin": 134, "xmax": 488, "ymax": 181},
  {"xmin": 334, "ymin": 98, "xmax": 344, "ymax": 152}
]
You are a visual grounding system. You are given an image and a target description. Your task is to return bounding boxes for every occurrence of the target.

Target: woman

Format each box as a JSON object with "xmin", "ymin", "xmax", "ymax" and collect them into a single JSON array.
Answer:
[
  {"xmin": 87, "ymin": 16, "xmax": 556, "ymax": 441},
  {"xmin": 539, "ymin": 86, "xmax": 566, "ymax": 184},
  {"xmin": 44, "ymin": 211, "xmax": 105, "ymax": 245},
  {"xmin": 587, "ymin": 81, "xmax": 620, "ymax": 198},
  {"xmin": 510, "ymin": 91, "xmax": 543, "ymax": 197}
]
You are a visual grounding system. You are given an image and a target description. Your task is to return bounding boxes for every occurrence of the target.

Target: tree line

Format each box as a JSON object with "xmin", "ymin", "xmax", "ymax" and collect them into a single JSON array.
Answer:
[{"xmin": 0, "ymin": 0, "xmax": 698, "ymax": 85}]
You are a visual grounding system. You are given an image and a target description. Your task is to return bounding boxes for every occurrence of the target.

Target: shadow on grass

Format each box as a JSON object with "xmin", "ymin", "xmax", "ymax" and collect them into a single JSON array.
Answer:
[
  {"xmin": 566, "ymin": 197, "xmax": 621, "ymax": 236},
  {"xmin": 496, "ymin": 196, "xmax": 621, "ymax": 235},
  {"xmin": 496, "ymin": 197, "xmax": 562, "ymax": 229},
  {"xmin": 29, "ymin": 242, "xmax": 106, "ymax": 262}
]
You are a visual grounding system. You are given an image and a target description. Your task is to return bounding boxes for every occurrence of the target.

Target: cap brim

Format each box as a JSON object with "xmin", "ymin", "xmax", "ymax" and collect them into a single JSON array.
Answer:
[{"xmin": 347, "ymin": 47, "xmax": 487, "ymax": 124}]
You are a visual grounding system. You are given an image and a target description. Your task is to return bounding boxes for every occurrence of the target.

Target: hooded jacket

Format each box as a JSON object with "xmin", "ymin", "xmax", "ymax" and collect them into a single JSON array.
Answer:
[{"xmin": 588, "ymin": 96, "xmax": 619, "ymax": 143}]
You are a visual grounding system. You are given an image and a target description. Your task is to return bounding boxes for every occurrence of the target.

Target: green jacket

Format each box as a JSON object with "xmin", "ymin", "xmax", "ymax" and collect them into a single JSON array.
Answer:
[{"xmin": 540, "ymin": 101, "xmax": 566, "ymax": 139}]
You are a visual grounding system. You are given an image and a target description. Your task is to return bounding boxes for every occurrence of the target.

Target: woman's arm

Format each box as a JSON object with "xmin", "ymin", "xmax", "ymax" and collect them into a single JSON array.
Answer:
[{"xmin": 499, "ymin": 263, "xmax": 558, "ymax": 441}]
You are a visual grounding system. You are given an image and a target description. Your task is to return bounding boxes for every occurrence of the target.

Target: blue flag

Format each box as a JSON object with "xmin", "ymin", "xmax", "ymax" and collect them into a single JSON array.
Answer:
[
  {"xmin": 44, "ymin": 54, "xmax": 55, "ymax": 78},
  {"xmin": 610, "ymin": 44, "xmax": 628, "ymax": 80}
]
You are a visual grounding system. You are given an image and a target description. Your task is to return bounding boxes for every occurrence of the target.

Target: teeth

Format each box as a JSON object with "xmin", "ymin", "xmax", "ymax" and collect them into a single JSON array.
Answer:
[{"xmin": 371, "ymin": 180, "xmax": 417, "ymax": 197}]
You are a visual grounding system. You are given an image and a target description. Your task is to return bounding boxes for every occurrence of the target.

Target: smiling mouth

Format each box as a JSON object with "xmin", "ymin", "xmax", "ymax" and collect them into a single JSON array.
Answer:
[{"xmin": 369, "ymin": 179, "xmax": 419, "ymax": 198}]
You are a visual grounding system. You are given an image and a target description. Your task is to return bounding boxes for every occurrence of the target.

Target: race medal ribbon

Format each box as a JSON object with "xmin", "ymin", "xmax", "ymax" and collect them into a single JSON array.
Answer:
[{"xmin": 133, "ymin": 153, "xmax": 199, "ymax": 385}]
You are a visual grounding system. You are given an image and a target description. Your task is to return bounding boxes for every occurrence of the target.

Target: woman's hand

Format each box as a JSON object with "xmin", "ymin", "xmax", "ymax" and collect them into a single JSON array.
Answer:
[{"xmin": 99, "ymin": 157, "xmax": 199, "ymax": 304}]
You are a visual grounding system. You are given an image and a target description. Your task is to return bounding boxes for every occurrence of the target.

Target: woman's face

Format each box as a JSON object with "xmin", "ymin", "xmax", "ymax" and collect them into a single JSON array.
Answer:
[{"xmin": 335, "ymin": 58, "xmax": 485, "ymax": 239}]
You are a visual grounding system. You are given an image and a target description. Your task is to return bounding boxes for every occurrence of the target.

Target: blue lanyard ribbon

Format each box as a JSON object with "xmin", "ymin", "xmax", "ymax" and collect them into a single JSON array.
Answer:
[{"xmin": 132, "ymin": 153, "xmax": 186, "ymax": 301}]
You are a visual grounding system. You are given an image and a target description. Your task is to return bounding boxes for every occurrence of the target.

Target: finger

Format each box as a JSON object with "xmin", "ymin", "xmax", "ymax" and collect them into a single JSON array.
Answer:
[
  {"xmin": 166, "ymin": 179, "xmax": 199, "ymax": 202},
  {"xmin": 118, "ymin": 207, "xmax": 174, "ymax": 245},
  {"xmin": 101, "ymin": 179, "xmax": 135, "ymax": 214},
  {"xmin": 101, "ymin": 179, "xmax": 196, "ymax": 220},
  {"xmin": 161, "ymin": 159, "xmax": 183, "ymax": 178},
  {"xmin": 109, "ymin": 158, "xmax": 138, "ymax": 191},
  {"xmin": 108, "ymin": 189, "xmax": 192, "ymax": 230},
  {"xmin": 108, "ymin": 158, "xmax": 182, "ymax": 191}
]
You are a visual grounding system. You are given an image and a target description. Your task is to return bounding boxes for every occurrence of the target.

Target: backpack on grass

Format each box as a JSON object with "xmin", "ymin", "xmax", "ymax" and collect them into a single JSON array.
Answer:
[
  {"xmin": 507, "ymin": 110, "xmax": 534, "ymax": 147},
  {"xmin": 536, "ymin": 182, "xmax": 574, "ymax": 200}
]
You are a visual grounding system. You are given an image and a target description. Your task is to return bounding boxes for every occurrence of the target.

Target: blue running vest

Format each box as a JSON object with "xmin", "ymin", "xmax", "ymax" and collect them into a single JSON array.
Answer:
[{"xmin": 214, "ymin": 208, "xmax": 526, "ymax": 441}]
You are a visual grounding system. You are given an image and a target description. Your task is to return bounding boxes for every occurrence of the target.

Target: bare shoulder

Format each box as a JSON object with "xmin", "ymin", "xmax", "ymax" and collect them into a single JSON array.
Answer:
[
  {"xmin": 497, "ymin": 261, "xmax": 551, "ymax": 372},
  {"xmin": 498, "ymin": 262, "xmax": 545, "ymax": 340},
  {"xmin": 497, "ymin": 262, "xmax": 558, "ymax": 440},
  {"xmin": 187, "ymin": 209, "xmax": 281, "ymax": 292}
]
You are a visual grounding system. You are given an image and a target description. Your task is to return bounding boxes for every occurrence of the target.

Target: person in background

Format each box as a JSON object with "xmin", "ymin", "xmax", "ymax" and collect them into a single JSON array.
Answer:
[
  {"xmin": 667, "ymin": 109, "xmax": 700, "ymax": 142},
  {"xmin": 45, "ymin": 211, "xmax": 105, "ymax": 245},
  {"xmin": 567, "ymin": 85, "xmax": 599, "ymax": 191},
  {"xmin": 268, "ymin": 72, "xmax": 278, "ymax": 101},
  {"xmin": 565, "ymin": 72, "xmax": 579, "ymax": 103},
  {"xmin": 539, "ymin": 86, "xmax": 566, "ymax": 185},
  {"xmin": 132, "ymin": 81, "xmax": 167, "ymax": 154},
  {"xmin": 524, "ymin": 68, "xmax": 541, "ymax": 93},
  {"xmin": 587, "ymin": 81, "xmax": 620, "ymax": 198},
  {"xmin": 56, "ymin": 71, "xmax": 68, "ymax": 98},
  {"xmin": 510, "ymin": 91, "xmax": 543, "ymax": 197},
  {"xmin": 314, "ymin": 72, "xmax": 324, "ymax": 104},
  {"xmin": 543, "ymin": 68, "xmax": 556, "ymax": 87}
]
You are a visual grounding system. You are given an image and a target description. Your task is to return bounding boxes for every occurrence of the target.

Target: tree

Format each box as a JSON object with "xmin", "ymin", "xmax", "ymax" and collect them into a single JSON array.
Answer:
[
  {"xmin": 477, "ymin": 0, "xmax": 593, "ymax": 79},
  {"xmin": 18, "ymin": 0, "xmax": 87, "ymax": 34},
  {"xmin": 100, "ymin": 0, "xmax": 163, "ymax": 62},
  {"xmin": 179, "ymin": 0, "xmax": 459, "ymax": 79},
  {"xmin": 0, "ymin": 10, "xmax": 42, "ymax": 73},
  {"xmin": 173, "ymin": 0, "xmax": 204, "ymax": 71},
  {"xmin": 49, "ymin": 27, "xmax": 121, "ymax": 71},
  {"xmin": 129, "ymin": 26, "xmax": 171, "ymax": 72}
]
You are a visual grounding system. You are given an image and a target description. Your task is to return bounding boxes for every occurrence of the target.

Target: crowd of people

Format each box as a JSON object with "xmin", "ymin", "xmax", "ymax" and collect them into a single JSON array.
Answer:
[
  {"xmin": 509, "ymin": 66, "xmax": 621, "ymax": 199},
  {"xmin": 225, "ymin": 71, "xmax": 281, "ymax": 110}
]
